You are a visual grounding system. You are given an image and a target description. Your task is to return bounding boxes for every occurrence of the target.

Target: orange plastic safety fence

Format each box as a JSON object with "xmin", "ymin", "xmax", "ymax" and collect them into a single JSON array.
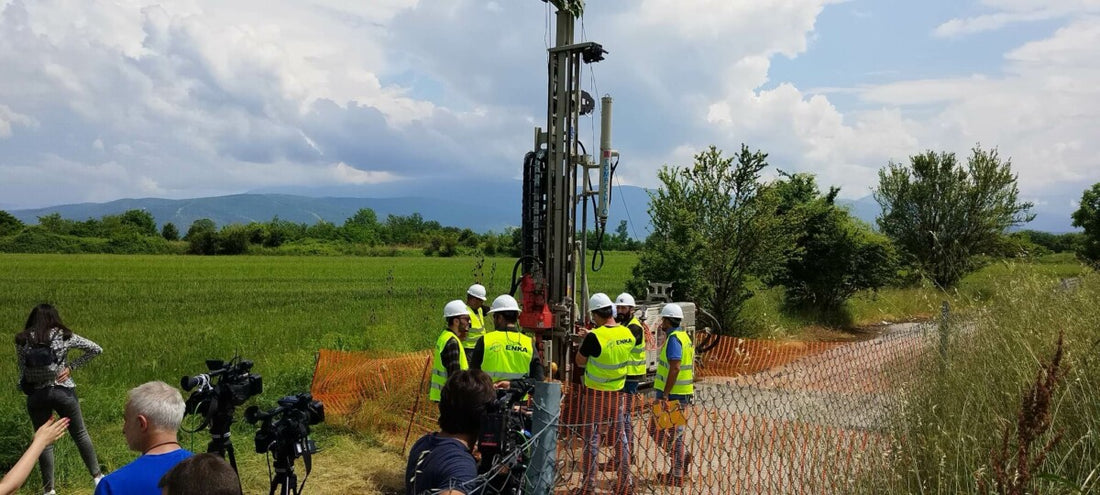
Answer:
[{"xmin": 312, "ymin": 322, "xmax": 941, "ymax": 494}]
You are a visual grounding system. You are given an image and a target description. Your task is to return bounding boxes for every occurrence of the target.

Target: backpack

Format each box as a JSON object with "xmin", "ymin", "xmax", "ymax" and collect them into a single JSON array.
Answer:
[
  {"xmin": 19, "ymin": 334, "xmax": 62, "ymax": 395},
  {"xmin": 24, "ymin": 341, "xmax": 60, "ymax": 368}
]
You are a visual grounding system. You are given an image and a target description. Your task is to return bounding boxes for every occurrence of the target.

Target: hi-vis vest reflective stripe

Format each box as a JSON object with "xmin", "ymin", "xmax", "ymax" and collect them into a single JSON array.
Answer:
[
  {"xmin": 479, "ymin": 330, "xmax": 534, "ymax": 383},
  {"xmin": 626, "ymin": 316, "xmax": 647, "ymax": 377},
  {"xmin": 655, "ymin": 329, "xmax": 694, "ymax": 396},
  {"xmin": 463, "ymin": 306, "xmax": 486, "ymax": 350},
  {"xmin": 584, "ymin": 324, "xmax": 634, "ymax": 392},
  {"xmin": 430, "ymin": 330, "xmax": 469, "ymax": 402}
]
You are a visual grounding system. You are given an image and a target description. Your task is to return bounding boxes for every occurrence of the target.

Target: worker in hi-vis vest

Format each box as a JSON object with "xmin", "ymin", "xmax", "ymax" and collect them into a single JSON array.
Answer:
[
  {"xmin": 573, "ymin": 293, "xmax": 634, "ymax": 495},
  {"xmin": 429, "ymin": 300, "xmax": 471, "ymax": 403},
  {"xmin": 614, "ymin": 292, "xmax": 646, "ymax": 394},
  {"xmin": 651, "ymin": 303, "xmax": 694, "ymax": 487},
  {"xmin": 471, "ymin": 294, "xmax": 544, "ymax": 389},
  {"xmin": 462, "ymin": 284, "xmax": 488, "ymax": 362}
]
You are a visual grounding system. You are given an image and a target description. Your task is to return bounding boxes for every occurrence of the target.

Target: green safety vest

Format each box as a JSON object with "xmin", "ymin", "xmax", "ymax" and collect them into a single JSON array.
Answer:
[
  {"xmin": 625, "ymin": 316, "xmax": 647, "ymax": 377},
  {"xmin": 655, "ymin": 329, "xmax": 694, "ymax": 396},
  {"xmin": 463, "ymin": 306, "xmax": 486, "ymax": 350},
  {"xmin": 430, "ymin": 330, "xmax": 469, "ymax": 402},
  {"xmin": 583, "ymin": 324, "xmax": 635, "ymax": 392},
  {"xmin": 479, "ymin": 330, "xmax": 534, "ymax": 383}
]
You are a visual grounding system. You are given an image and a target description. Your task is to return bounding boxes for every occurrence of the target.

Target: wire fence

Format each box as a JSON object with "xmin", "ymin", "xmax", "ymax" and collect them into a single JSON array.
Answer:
[{"xmin": 312, "ymin": 318, "xmax": 953, "ymax": 494}]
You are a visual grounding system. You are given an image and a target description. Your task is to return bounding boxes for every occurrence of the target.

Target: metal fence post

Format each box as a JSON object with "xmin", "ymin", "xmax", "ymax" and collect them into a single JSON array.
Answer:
[{"xmin": 526, "ymin": 381, "xmax": 561, "ymax": 494}]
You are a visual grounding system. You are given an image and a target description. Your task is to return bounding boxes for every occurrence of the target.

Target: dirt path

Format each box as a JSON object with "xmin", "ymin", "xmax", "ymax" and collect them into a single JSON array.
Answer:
[{"xmin": 555, "ymin": 322, "xmax": 940, "ymax": 494}]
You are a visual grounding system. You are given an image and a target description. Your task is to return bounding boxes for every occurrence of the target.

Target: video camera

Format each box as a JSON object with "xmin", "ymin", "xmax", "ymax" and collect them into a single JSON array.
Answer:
[
  {"xmin": 180, "ymin": 357, "xmax": 263, "ymax": 472},
  {"xmin": 477, "ymin": 379, "xmax": 535, "ymax": 495},
  {"xmin": 181, "ymin": 357, "xmax": 263, "ymax": 419},
  {"xmin": 245, "ymin": 393, "xmax": 325, "ymax": 495}
]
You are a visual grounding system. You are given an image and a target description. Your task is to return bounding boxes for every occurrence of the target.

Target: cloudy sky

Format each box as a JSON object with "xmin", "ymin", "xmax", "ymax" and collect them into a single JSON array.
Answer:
[{"xmin": 1, "ymin": 0, "xmax": 1098, "ymax": 228}]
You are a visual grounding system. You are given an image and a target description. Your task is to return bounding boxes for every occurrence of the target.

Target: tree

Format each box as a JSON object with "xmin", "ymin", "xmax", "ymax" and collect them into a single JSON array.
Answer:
[
  {"xmin": 0, "ymin": 210, "xmax": 23, "ymax": 236},
  {"xmin": 184, "ymin": 218, "xmax": 217, "ymax": 241},
  {"xmin": 119, "ymin": 209, "xmax": 157, "ymax": 237},
  {"xmin": 1071, "ymin": 182, "xmax": 1100, "ymax": 265},
  {"xmin": 874, "ymin": 146, "xmax": 1034, "ymax": 287},
  {"xmin": 770, "ymin": 173, "xmax": 898, "ymax": 309},
  {"xmin": 628, "ymin": 145, "xmax": 791, "ymax": 334},
  {"xmin": 161, "ymin": 222, "xmax": 180, "ymax": 241},
  {"xmin": 342, "ymin": 208, "xmax": 380, "ymax": 245}
]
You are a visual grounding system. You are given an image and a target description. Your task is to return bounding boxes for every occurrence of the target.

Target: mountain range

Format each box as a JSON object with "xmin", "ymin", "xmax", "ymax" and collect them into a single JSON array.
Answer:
[{"xmin": 5, "ymin": 179, "xmax": 1079, "ymax": 236}]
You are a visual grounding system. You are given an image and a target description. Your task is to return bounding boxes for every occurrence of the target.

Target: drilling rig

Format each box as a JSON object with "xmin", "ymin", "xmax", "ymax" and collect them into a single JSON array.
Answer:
[{"xmin": 512, "ymin": 0, "xmax": 706, "ymax": 387}]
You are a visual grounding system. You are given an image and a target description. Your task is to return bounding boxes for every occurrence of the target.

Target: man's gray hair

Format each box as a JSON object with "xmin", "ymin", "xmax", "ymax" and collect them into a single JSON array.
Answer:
[{"xmin": 127, "ymin": 381, "xmax": 186, "ymax": 431}]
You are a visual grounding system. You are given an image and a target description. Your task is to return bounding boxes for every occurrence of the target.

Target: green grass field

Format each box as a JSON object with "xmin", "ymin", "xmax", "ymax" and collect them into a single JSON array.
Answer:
[
  {"xmin": 0, "ymin": 252, "xmax": 1089, "ymax": 494},
  {"xmin": 0, "ymin": 253, "xmax": 636, "ymax": 494}
]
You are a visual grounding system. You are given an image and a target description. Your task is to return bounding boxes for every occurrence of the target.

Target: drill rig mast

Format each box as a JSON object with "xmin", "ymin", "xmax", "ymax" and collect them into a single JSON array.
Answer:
[{"xmin": 517, "ymin": 0, "xmax": 613, "ymax": 384}]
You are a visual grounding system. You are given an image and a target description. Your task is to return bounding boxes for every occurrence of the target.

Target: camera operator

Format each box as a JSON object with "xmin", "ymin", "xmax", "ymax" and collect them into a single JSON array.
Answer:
[
  {"xmin": 471, "ymin": 295, "xmax": 544, "ymax": 389},
  {"xmin": 95, "ymin": 381, "xmax": 192, "ymax": 495},
  {"xmin": 405, "ymin": 370, "xmax": 495, "ymax": 495}
]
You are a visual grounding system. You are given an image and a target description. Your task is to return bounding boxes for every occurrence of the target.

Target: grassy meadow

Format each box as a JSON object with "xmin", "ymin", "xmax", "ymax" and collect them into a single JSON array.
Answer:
[
  {"xmin": 0, "ymin": 252, "xmax": 1092, "ymax": 494},
  {"xmin": 0, "ymin": 253, "xmax": 636, "ymax": 494}
]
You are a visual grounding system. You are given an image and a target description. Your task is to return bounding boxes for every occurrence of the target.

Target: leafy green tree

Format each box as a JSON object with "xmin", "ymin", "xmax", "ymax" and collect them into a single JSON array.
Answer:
[
  {"xmin": 874, "ymin": 146, "xmax": 1034, "ymax": 287},
  {"xmin": 1072, "ymin": 182, "xmax": 1100, "ymax": 265},
  {"xmin": 161, "ymin": 222, "xmax": 180, "ymax": 241},
  {"xmin": 37, "ymin": 213, "xmax": 74, "ymax": 235},
  {"xmin": 0, "ymin": 210, "xmax": 24, "ymax": 236},
  {"xmin": 628, "ymin": 145, "xmax": 791, "ymax": 334},
  {"xmin": 342, "ymin": 208, "xmax": 380, "ymax": 245},
  {"xmin": 770, "ymin": 174, "xmax": 897, "ymax": 309},
  {"xmin": 119, "ymin": 209, "xmax": 157, "ymax": 236},
  {"xmin": 183, "ymin": 220, "xmax": 215, "ymax": 243}
]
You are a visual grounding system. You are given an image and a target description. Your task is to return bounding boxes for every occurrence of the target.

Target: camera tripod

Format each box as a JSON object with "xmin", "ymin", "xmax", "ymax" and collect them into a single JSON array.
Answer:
[
  {"xmin": 268, "ymin": 454, "xmax": 303, "ymax": 495},
  {"xmin": 206, "ymin": 408, "xmax": 240, "ymax": 473}
]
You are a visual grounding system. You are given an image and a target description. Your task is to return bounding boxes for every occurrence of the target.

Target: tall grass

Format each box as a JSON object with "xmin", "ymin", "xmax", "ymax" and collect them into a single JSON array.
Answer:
[{"xmin": 864, "ymin": 267, "xmax": 1100, "ymax": 494}]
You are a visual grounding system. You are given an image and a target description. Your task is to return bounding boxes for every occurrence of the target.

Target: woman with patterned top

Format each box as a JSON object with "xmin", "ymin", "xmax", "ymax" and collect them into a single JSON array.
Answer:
[{"xmin": 15, "ymin": 303, "xmax": 105, "ymax": 494}]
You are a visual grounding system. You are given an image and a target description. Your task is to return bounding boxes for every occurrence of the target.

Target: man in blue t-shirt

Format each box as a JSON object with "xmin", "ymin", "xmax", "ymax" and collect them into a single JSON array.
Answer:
[
  {"xmin": 406, "ymin": 369, "xmax": 496, "ymax": 495},
  {"xmin": 95, "ymin": 381, "xmax": 192, "ymax": 495}
]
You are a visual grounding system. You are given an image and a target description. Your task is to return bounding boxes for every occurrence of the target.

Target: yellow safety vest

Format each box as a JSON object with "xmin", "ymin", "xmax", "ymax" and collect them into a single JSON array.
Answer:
[
  {"xmin": 430, "ymin": 330, "xmax": 469, "ymax": 402},
  {"xmin": 655, "ymin": 329, "xmax": 694, "ymax": 396},
  {"xmin": 463, "ymin": 305, "xmax": 486, "ymax": 350},
  {"xmin": 625, "ymin": 316, "xmax": 647, "ymax": 377},
  {"xmin": 479, "ymin": 330, "xmax": 534, "ymax": 383},
  {"xmin": 583, "ymin": 324, "xmax": 634, "ymax": 392}
]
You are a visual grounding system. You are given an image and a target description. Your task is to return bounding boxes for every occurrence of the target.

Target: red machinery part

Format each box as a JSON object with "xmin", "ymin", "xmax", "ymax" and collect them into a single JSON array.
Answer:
[{"xmin": 518, "ymin": 273, "xmax": 554, "ymax": 330}]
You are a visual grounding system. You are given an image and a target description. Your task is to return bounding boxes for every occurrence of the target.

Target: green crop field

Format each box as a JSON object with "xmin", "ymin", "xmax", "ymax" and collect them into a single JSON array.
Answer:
[
  {"xmin": 0, "ymin": 252, "xmax": 1089, "ymax": 494},
  {"xmin": 0, "ymin": 253, "xmax": 637, "ymax": 494}
]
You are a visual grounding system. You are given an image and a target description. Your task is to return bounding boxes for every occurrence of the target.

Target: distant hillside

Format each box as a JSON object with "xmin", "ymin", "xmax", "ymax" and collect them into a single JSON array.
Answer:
[
  {"xmin": 8, "ymin": 179, "xmax": 1078, "ymax": 236},
  {"xmin": 7, "ymin": 183, "xmax": 658, "ymax": 237}
]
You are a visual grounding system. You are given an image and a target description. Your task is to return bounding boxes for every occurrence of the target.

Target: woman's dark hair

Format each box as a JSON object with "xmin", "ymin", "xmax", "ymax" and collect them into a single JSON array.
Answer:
[
  {"xmin": 438, "ymin": 369, "xmax": 495, "ymax": 436},
  {"xmin": 16, "ymin": 304, "xmax": 72, "ymax": 346},
  {"xmin": 159, "ymin": 453, "xmax": 242, "ymax": 495}
]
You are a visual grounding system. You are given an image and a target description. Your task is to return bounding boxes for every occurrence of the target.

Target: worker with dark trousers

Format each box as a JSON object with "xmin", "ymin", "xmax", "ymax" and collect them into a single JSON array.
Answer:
[
  {"xmin": 462, "ymin": 284, "xmax": 488, "ymax": 362},
  {"xmin": 470, "ymin": 294, "xmax": 544, "ymax": 388},
  {"xmin": 429, "ymin": 300, "xmax": 471, "ymax": 403},
  {"xmin": 651, "ymin": 303, "xmax": 694, "ymax": 486},
  {"xmin": 575, "ymin": 293, "xmax": 635, "ymax": 495},
  {"xmin": 600, "ymin": 292, "xmax": 645, "ymax": 472}
]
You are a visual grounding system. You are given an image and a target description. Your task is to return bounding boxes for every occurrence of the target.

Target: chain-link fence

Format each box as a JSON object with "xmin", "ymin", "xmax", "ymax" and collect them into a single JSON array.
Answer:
[{"xmin": 312, "ymin": 318, "xmax": 954, "ymax": 494}]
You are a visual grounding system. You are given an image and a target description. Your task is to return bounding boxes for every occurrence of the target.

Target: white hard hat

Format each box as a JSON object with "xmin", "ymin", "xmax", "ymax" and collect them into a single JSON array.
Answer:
[
  {"xmin": 443, "ymin": 300, "xmax": 468, "ymax": 319},
  {"xmin": 487, "ymin": 294, "xmax": 521, "ymax": 313},
  {"xmin": 615, "ymin": 293, "xmax": 636, "ymax": 307},
  {"xmin": 467, "ymin": 284, "xmax": 487, "ymax": 301},
  {"xmin": 659, "ymin": 303, "xmax": 684, "ymax": 319},
  {"xmin": 588, "ymin": 293, "xmax": 614, "ymax": 311}
]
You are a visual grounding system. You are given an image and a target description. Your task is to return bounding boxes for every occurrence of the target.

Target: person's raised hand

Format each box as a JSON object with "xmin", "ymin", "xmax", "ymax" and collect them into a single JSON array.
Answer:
[{"xmin": 32, "ymin": 417, "xmax": 69, "ymax": 447}]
